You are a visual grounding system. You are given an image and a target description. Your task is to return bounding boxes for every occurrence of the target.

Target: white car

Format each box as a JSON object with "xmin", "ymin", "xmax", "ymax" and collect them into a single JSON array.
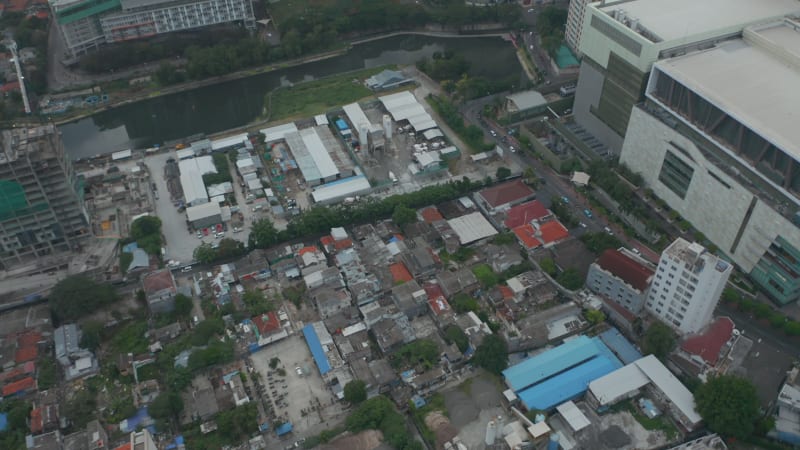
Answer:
[{"xmin": 295, "ymin": 367, "xmax": 303, "ymax": 376}]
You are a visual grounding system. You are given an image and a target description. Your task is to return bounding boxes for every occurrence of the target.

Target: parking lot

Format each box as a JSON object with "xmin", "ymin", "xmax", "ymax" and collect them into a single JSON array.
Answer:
[{"xmin": 248, "ymin": 335, "xmax": 345, "ymax": 439}]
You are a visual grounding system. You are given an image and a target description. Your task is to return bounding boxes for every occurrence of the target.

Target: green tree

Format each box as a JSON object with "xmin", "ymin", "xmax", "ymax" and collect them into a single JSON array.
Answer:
[
  {"xmin": 444, "ymin": 324, "xmax": 469, "ymax": 352},
  {"xmin": 242, "ymin": 289, "xmax": 274, "ymax": 315},
  {"xmin": 695, "ymin": 375, "xmax": 759, "ymax": 439},
  {"xmin": 131, "ymin": 215, "xmax": 162, "ymax": 239},
  {"xmin": 392, "ymin": 204, "xmax": 417, "ymax": 228},
  {"xmin": 495, "ymin": 167, "xmax": 512, "ymax": 180},
  {"xmin": 149, "ymin": 391, "xmax": 184, "ymax": 420},
  {"xmin": 642, "ymin": 322, "xmax": 676, "ymax": 359},
  {"xmin": 64, "ymin": 388, "xmax": 97, "ymax": 429},
  {"xmin": 451, "ymin": 293, "xmax": 479, "ymax": 313},
  {"xmin": 174, "ymin": 293, "xmax": 193, "ymax": 319},
  {"xmin": 472, "ymin": 264, "xmax": 499, "ymax": 288},
  {"xmin": 216, "ymin": 238, "xmax": 246, "ymax": 259},
  {"xmin": 473, "ymin": 334, "xmax": 508, "ymax": 375},
  {"xmin": 556, "ymin": 268, "xmax": 584, "ymax": 290},
  {"xmin": 193, "ymin": 243, "xmax": 217, "ymax": 264},
  {"xmin": 344, "ymin": 380, "xmax": 367, "ymax": 404},
  {"xmin": 79, "ymin": 321, "xmax": 104, "ymax": 352},
  {"xmin": 249, "ymin": 218, "xmax": 279, "ymax": 249},
  {"xmin": 539, "ymin": 257, "xmax": 557, "ymax": 276},
  {"xmin": 49, "ymin": 275, "xmax": 119, "ymax": 323},
  {"xmin": 584, "ymin": 308, "xmax": 605, "ymax": 325}
]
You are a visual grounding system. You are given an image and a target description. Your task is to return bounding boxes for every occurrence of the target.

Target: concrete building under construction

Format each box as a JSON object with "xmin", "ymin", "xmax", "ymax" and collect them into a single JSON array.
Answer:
[{"xmin": 0, "ymin": 125, "xmax": 90, "ymax": 269}]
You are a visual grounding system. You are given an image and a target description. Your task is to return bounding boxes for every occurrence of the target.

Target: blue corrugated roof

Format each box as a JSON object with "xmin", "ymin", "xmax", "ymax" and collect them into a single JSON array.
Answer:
[
  {"xmin": 598, "ymin": 328, "xmax": 643, "ymax": 365},
  {"xmin": 502, "ymin": 336, "xmax": 600, "ymax": 392},
  {"xmin": 0, "ymin": 413, "xmax": 7, "ymax": 432},
  {"xmin": 276, "ymin": 422, "xmax": 293, "ymax": 436},
  {"xmin": 517, "ymin": 355, "xmax": 622, "ymax": 410},
  {"xmin": 302, "ymin": 324, "xmax": 331, "ymax": 375}
]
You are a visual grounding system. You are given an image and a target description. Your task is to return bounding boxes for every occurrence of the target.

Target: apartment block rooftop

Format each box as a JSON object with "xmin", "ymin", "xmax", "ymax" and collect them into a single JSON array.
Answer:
[{"xmin": 597, "ymin": 0, "xmax": 800, "ymax": 43}]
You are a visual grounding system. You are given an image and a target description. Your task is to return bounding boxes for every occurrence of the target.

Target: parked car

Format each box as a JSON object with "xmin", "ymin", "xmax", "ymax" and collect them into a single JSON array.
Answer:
[{"xmin": 584, "ymin": 209, "xmax": 593, "ymax": 218}]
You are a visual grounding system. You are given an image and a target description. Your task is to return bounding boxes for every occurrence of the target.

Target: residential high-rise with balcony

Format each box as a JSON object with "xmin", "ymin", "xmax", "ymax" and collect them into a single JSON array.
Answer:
[
  {"xmin": 0, "ymin": 125, "xmax": 89, "ymax": 269},
  {"xmin": 645, "ymin": 239, "xmax": 732, "ymax": 335}
]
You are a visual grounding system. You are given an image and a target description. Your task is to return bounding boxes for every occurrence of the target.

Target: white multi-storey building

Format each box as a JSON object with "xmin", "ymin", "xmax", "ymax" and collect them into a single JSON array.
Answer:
[
  {"xmin": 565, "ymin": 0, "xmax": 596, "ymax": 57},
  {"xmin": 50, "ymin": 0, "xmax": 255, "ymax": 59},
  {"xmin": 645, "ymin": 238, "xmax": 731, "ymax": 335}
]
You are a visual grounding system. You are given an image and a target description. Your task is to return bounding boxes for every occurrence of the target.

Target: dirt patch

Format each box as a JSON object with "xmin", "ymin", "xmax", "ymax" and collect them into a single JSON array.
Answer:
[
  {"xmin": 424, "ymin": 411, "xmax": 459, "ymax": 449},
  {"xmin": 443, "ymin": 389, "xmax": 478, "ymax": 428},
  {"xmin": 321, "ymin": 430, "xmax": 384, "ymax": 450}
]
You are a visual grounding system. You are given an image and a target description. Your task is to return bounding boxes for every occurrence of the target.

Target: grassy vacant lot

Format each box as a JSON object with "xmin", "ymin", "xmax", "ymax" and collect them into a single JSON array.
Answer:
[
  {"xmin": 266, "ymin": 66, "xmax": 389, "ymax": 121},
  {"xmin": 268, "ymin": 0, "xmax": 332, "ymax": 26}
]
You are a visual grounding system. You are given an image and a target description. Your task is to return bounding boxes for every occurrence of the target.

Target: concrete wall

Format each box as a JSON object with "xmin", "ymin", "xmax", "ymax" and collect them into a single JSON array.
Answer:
[
  {"xmin": 587, "ymin": 264, "xmax": 648, "ymax": 313},
  {"xmin": 620, "ymin": 107, "xmax": 800, "ymax": 275},
  {"xmin": 572, "ymin": 62, "xmax": 625, "ymax": 153}
]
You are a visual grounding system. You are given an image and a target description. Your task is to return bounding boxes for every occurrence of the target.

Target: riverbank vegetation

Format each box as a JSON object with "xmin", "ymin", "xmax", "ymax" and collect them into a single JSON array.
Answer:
[
  {"xmin": 265, "ymin": 67, "xmax": 384, "ymax": 120},
  {"xmin": 417, "ymin": 51, "xmax": 520, "ymax": 100},
  {"xmin": 427, "ymin": 95, "xmax": 494, "ymax": 153}
]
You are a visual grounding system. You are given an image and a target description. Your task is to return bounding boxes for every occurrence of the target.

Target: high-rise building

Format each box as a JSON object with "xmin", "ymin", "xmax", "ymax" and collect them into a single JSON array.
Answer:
[
  {"xmin": 565, "ymin": 0, "xmax": 596, "ymax": 57},
  {"xmin": 50, "ymin": 0, "xmax": 256, "ymax": 59},
  {"xmin": 645, "ymin": 238, "xmax": 731, "ymax": 335},
  {"xmin": 620, "ymin": 19, "xmax": 800, "ymax": 305},
  {"xmin": 572, "ymin": 0, "xmax": 800, "ymax": 153},
  {"xmin": 0, "ymin": 125, "xmax": 89, "ymax": 269}
]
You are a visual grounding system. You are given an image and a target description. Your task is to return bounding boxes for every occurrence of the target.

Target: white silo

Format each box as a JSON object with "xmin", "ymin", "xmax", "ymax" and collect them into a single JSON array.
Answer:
[
  {"xmin": 383, "ymin": 114, "xmax": 393, "ymax": 141},
  {"xmin": 485, "ymin": 420, "xmax": 497, "ymax": 446},
  {"xmin": 496, "ymin": 415, "xmax": 504, "ymax": 432},
  {"xmin": 359, "ymin": 123, "xmax": 370, "ymax": 149}
]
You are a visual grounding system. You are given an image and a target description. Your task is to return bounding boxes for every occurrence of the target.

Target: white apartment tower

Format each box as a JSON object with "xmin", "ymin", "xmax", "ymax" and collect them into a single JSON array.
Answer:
[
  {"xmin": 645, "ymin": 238, "xmax": 732, "ymax": 335},
  {"xmin": 565, "ymin": 0, "xmax": 596, "ymax": 56}
]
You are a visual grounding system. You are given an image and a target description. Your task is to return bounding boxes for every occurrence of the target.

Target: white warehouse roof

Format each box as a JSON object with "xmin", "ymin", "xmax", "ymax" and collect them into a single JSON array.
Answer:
[
  {"xmin": 447, "ymin": 211, "xmax": 498, "ymax": 244},
  {"xmin": 556, "ymin": 401, "xmax": 591, "ymax": 433},
  {"xmin": 311, "ymin": 176, "xmax": 371, "ymax": 204},
  {"xmin": 343, "ymin": 102, "xmax": 372, "ymax": 129},
  {"xmin": 261, "ymin": 122, "xmax": 298, "ymax": 143},
  {"xmin": 186, "ymin": 201, "xmax": 221, "ymax": 222},
  {"xmin": 179, "ymin": 155, "xmax": 217, "ymax": 177},
  {"xmin": 211, "ymin": 133, "xmax": 249, "ymax": 151},
  {"xmin": 379, "ymin": 91, "xmax": 437, "ymax": 131},
  {"xmin": 589, "ymin": 355, "xmax": 701, "ymax": 426},
  {"xmin": 285, "ymin": 128, "xmax": 339, "ymax": 183}
]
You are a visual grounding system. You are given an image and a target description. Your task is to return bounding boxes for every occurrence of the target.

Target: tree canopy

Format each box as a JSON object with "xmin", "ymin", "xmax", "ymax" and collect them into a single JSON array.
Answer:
[
  {"xmin": 49, "ymin": 275, "xmax": 119, "ymax": 322},
  {"xmin": 695, "ymin": 375, "xmax": 760, "ymax": 439},
  {"xmin": 344, "ymin": 380, "xmax": 367, "ymax": 404},
  {"xmin": 642, "ymin": 322, "xmax": 676, "ymax": 359},
  {"xmin": 130, "ymin": 215, "xmax": 163, "ymax": 255},
  {"xmin": 444, "ymin": 325, "xmax": 469, "ymax": 353},
  {"xmin": 148, "ymin": 391, "xmax": 184, "ymax": 421},
  {"xmin": 392, "ymin": 204, "xmax": 418, "ymax": 228},
  {"xmin": 495, "ymin": 167, "xmax": 512, "ymax": 180},
  {"xmin": 249, "ymin": 218, "xmax": 280, "ymax": 249},
  {"xmin": 473, "ymin": 334, "xmax": 508, "ymax": 374}
]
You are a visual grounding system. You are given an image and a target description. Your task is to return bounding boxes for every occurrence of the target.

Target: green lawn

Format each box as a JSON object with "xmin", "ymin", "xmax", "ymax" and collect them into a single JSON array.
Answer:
[
  {"xmin": 266, "ymin": 66, "xmax": 389, "ymax": 121},
  {"xmin": 614, "ymin": 399, "xmax": 679, "ymax": 440}
]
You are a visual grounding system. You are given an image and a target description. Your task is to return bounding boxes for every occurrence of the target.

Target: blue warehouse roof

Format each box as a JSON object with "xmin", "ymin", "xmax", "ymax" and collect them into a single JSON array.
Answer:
[
  {"xmin": 503, "ymin": 336, "xmax": 604, "ymax": 392},
  {"xmin": 517, "ymin": 354, "xmax": 622, "ymax": 411},
  {"xmin": 302, "ymin": 324, "xmax": 331, "ymax": 375},
  {"xmin": 598, "ymin": 327, "xmax": 643, "ymax": 365}
]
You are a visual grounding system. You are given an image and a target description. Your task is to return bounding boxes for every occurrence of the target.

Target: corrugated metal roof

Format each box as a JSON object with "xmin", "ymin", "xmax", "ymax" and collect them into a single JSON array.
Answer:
[
  {"xmin": 311, "ymin": 176, "xmax": 371, "ymax": 203},
  {"xmin": 503, "ymin": 336, "xmax": 601, "ymax": 392},
  {"xmin": 517, "ymin": 355, "xmax": 621, "ymax": 410},
  {"xmin": 598, "ymin": 328, "xmax": 643, "ymax": 364},
  {"xmin": 302, "ymin": 323, "xmax": 331, "ymax": 375},
  {"xmin": 447, "ymin": 212, "xmax": 498, "ymax": 244},
  {"xmin": 588, "ymin": 362, "xmax": 650, "ymax": 406}
]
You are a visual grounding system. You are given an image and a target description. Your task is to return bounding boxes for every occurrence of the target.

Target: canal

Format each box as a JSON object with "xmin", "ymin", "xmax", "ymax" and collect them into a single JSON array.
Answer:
[{"xmin": 60, "ymin": 34, "xmax": 523, "ymax": 159}]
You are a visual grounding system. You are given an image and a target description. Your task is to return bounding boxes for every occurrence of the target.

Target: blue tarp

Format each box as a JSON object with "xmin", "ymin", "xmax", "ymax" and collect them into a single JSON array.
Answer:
[
  {"xmin": 302, "ymin": 324, "xmax": 331, "ymax": 375},
  {"xmin": 222, "ymin": 370, "xmax": 240, "ymax": 383},
  {"xmin": 335, "ymin": 119, "xmax": 349, "ymax": 131},
  {"xmin": 260, "ymin": 422, "xmax": 270, "ymax": 432},
  {"xmin": 121, "ymin": 407, "xmax": 150, "ymax": 433},
  {"xmin": 598, "ymin": 328, "xmax": 643, "ymax": 365},
  {"xmin": 122, "ymin": 242, "xmax": 139, "ymax": 253},
  {"xmin": 411, "ymin": 395, "xmax": 426, "ymax": 408},
  {"xmin": 276, "ymin": 422, "xmax": 293, "ymax": 436},
  {"xmin": 0, "ymin": 413, "xmax": 7, "ymax": 432}
]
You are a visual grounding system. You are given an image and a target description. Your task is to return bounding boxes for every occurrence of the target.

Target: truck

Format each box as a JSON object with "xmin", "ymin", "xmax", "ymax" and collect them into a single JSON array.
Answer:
[{"xmin": 559, "ymin": 84, "xmax": 577, "ymax": 97}]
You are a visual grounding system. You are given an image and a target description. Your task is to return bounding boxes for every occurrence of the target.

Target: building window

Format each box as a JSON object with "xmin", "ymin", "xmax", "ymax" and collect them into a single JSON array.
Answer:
[{"xmin": 658, "ymin": 150, "xmax": 695, "ymax": 199}]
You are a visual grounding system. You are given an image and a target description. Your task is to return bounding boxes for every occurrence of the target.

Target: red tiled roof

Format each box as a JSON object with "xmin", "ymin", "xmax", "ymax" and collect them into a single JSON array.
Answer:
[
  {"xmin": 389, "ymin": 262, "xmax": 414, "ymax": 283},
  {"xmin": 2, "ymin": 376, "xmax": 35, "ymax": 396},
  {"xmin": 1, "ymin": 82, "xmax": 20, "ymax": 93},
  {"xmin": 15, "ymin": 346, "xmax": 37, "ymax": 364},
  {"xmin": 428, "ymin": 297, "xmax": 451, "ymax": 315},
  {"xmin": 420, "ymin": 206, "xmax": 444, "ymax": 224},
  {"xmin": 320, "ymin": 235, "xmax": 335, "ymax": 246},
  {"xmin": 6, "ymin": 0, "xmax": 26, "ymax": 13},
  {"xmin": 252, "ymin": 311, "xmax": 281, "ymax": 336},
  {"xmin": 478, "ymin": 180, "xmax": 535, "ymax": 208},
  {"xmin": 504, "ymin": 200, "xmax": 550, "ymax": 229},
  {"xmin": 114, "ymin": 444, "xmax": 132, "ymax": 450},
  {"xmin": 297, "ymin": 246, "xmax": 319, "ymax": 256},
  {"xmin": 0, "ymin": 361, "xmax": 35, "ymax": 382},
  {"xmin": 17, "ymin": 331, "xmax": 42, "ymax": 347},
  {"xmin": 539, "ymin": 220, "xmax": 569, "ymax": 244},
  {"xmin": 393, "ymin": 234, "xmax": 405, "ymax": 241},
  {"xmin": 498, "ymin": 285, "xmax": 514, "ymax": 299},
  {"xmin": 334, "ymin": 238, "xmax": 353, "ymax": 250},
  {"xmin": 423, "ymin": 283, "xmax": 446, "ymax": 302},
  {"xmin": 596, "ymin": 249, "xmax": 654, "ymax": 292},
  {"xmin": 142, "ymin": 269, "xmax": 176, "ymax": 295},
  {"xmin": 681, "ymin": 317, "xmax": 735, "ymax": 365},
  {"xmin": 30, "ymin": 407, "xmax": 43, "ymax": 433},
  {"xmin": 512, "ymin": 224, "xmax": 541, "ymax": 249}
]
